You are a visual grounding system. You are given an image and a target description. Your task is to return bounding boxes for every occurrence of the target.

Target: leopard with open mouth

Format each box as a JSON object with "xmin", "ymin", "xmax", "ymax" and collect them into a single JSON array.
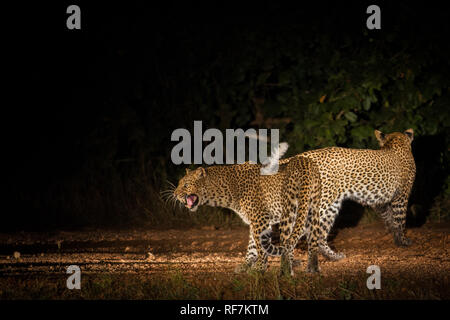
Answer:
[{"xmin": 172, "ymin": 157, "xmax": 324, "ymax": 275}]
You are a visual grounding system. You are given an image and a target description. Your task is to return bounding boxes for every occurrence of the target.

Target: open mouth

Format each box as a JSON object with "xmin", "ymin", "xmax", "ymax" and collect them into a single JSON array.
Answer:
[{"xmin": 185, "ymin": 194, "xmax": 199, "ymax": 209}]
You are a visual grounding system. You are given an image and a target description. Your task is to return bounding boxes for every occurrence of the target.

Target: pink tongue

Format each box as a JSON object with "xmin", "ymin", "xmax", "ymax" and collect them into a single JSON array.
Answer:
[{"xmin": 187, "ymin": 196, "xmax": 195, "ymax": 207}]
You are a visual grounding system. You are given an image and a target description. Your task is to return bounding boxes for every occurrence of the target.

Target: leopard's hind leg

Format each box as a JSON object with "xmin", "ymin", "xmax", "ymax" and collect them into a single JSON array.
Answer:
[
  {"xmin": 279, "ymin": 159, "xmax": 322, "ymax": 276},
  {"xmin": 234, "ymin": 233, "xmax": 258, "ymax": 273},
  {"xmin": 317, "ymin": 200, "xmax": 346, "ymax": 261}
]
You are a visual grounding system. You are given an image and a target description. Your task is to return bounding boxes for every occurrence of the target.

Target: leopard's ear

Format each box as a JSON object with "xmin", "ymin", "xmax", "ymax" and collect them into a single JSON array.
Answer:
[
  {"xmin": 185, "ymin": 168, "xmax": 191, "ymax": 174},
  {"xmin": 195, "ymin": 167, "xmax": 207, "ymax": 178},
  {"xmin": 404, "ymin": 128, "xmax": 414, "ymax": 142},
  {"xmin": 374, "ymin": 130, "xmax": 386, "ymax": 147}
]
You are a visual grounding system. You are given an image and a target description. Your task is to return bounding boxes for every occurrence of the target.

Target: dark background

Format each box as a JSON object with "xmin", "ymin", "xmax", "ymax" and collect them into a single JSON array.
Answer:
[{"xmin": 4, "ymin": 1, "xmax": 449, "ymax": 230}]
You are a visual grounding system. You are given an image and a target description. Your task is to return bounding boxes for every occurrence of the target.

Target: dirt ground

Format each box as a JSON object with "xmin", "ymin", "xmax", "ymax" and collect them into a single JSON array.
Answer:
[{"xmin": 0, "ymin": 221, "xmax": 449, "ymax": 299}]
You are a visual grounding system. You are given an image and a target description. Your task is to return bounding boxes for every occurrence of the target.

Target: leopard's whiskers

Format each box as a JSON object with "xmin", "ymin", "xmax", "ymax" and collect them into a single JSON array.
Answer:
[
  {"xmin": 166, "ymin": 180, "xmax": 176, "ymax": 188},
  {"xmin": 160, "ymin": 183, "xmax": 177, "ymax": 207}
]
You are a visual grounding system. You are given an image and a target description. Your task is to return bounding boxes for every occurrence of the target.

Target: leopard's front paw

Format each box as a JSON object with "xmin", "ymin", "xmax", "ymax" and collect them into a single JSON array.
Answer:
[
  {"xmin": 246, "ymin": 261, "xmax": 267, "ymax": 275},
  {"xmin": 234, "ymin": 263, "xmax": 252, "ymax": 274},
  {"xmin": 306, "ymin": 252, "xmax": 321, "ymax": 274},
  {"xmin": 306, "ymin": 264, "xmax": 321, "ymax": 274}
]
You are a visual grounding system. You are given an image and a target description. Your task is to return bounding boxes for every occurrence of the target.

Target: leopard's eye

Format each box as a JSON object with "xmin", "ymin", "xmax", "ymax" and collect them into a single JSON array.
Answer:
[{"xmin": 184, "ymin": 183, "xmax": 188, "ymax": 188}]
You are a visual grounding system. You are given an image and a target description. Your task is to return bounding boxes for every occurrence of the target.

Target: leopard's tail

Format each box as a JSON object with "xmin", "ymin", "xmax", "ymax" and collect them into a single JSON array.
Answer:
[{"xmin": 260, "ymin": 227, "xmax": 285, "ymax": 256}]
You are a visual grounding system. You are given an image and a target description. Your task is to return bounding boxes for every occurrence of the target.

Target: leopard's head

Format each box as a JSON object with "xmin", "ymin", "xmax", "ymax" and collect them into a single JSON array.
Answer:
[
  {"xmin": 174, "ymin": 167, "xmax": 207, "ymax": 212},
  {"xmin": 374, "ymin": 128, "xmax": 414, "ymax": 149}
]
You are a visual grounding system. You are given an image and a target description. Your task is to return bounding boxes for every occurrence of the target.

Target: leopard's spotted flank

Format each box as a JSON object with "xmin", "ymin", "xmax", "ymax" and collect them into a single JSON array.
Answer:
[{"xmin": 266, "ymin": 129, "xmax": 416, "ymax": 261}]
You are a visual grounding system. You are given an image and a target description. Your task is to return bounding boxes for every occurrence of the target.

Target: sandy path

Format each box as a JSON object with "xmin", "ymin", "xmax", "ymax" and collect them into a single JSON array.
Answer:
[{"xmin": 0, "ymin": 222, "xmax": 448, "ymax": 279}]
